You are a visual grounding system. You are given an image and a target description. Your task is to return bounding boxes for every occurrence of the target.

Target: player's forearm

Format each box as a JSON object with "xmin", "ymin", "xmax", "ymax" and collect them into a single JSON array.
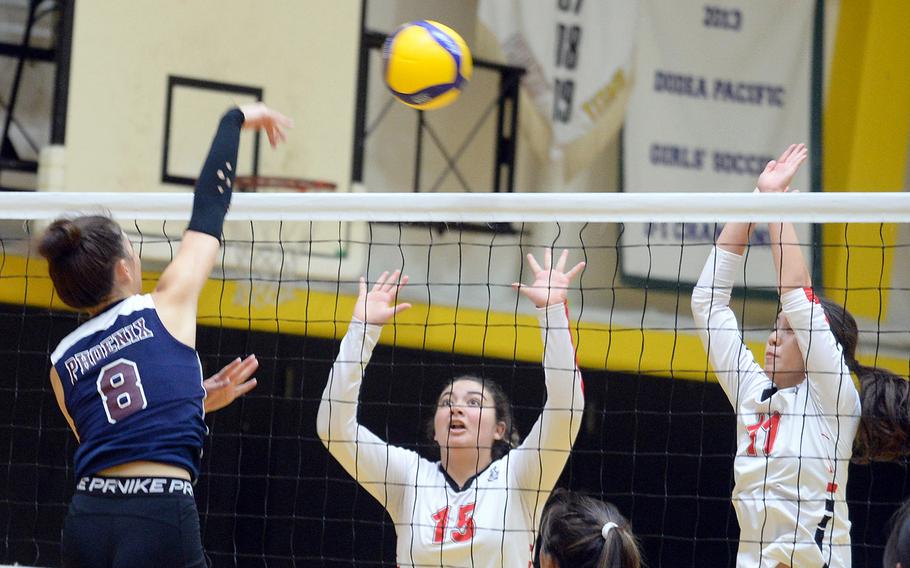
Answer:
[
  {"xmin": 692, "ymin": 247, "xmax": 761, "ymax": 401},
  {"xmin": 691, "ymin": 246, "xmax": 740, "ymax": 322},
  {"xmin": 316, "ymin": 319, "xmax": 381, "ymax": 444},
  {"xmin": 538, "ymin": 304, "xmax": 584, "ymax": 446},
  {"xmin": 715, "ymin": 221, "xmax": 753, "ymax": 256},
  {"xmin": 187, "ymin": 108, "xmax": 244, "ymax": 240},
  {"xmin": 769, "ymin": 222, "xmax": 810, "ymax": 293}
]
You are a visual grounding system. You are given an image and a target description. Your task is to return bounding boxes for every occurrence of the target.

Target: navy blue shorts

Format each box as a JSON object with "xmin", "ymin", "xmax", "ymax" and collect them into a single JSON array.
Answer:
[{"xmin": 61, "ymin": 476, "xmax": 206, "ymax": 568}]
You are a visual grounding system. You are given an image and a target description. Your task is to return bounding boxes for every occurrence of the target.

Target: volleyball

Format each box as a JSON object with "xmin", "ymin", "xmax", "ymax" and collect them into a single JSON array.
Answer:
[{"xmin": 382, "ymin": 20, "xmax": 473, "ymax": 111}]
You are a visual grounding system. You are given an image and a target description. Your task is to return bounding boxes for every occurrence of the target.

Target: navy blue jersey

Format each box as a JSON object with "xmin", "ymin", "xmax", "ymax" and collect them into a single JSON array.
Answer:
[{"xmin": 51, "ymin": 294, "xmax": 206, "ymax": 480}]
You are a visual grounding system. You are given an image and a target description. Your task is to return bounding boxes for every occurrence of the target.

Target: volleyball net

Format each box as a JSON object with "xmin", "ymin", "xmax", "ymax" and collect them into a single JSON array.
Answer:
[{"xmin": 1, "ymin": 191, "xmax": 909, "ymax": 567}]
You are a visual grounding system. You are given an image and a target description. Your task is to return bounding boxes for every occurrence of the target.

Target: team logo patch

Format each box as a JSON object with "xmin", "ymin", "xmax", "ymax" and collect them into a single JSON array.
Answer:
[{"xmin": 488, "ymin": 465, "xmax": 499, "ymax": 482}]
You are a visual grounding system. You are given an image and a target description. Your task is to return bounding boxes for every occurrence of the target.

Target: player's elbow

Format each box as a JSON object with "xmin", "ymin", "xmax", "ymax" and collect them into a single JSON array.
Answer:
[{"xmin": 690, "ymin": 293, "xmax": 710, "ymax": 324}]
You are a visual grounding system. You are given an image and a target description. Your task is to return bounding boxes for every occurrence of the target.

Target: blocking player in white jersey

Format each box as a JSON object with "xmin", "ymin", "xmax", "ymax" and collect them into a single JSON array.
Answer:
[
  {"xmin": 317, "ymin": 250, "xmax": 585, "ymax": 567},
  {"xmin": 692, "ymin": 143, "xmax": 910, "ymax": 567}
]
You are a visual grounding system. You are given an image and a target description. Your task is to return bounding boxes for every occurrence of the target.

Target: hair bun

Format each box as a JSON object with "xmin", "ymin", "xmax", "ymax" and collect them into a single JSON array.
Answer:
[{"xmin": 38, "ymin": 218, "xmax": 82, "ymax": 261}]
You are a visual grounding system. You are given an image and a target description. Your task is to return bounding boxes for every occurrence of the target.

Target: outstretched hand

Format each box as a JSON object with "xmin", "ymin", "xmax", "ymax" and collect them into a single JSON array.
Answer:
[
  {"xmin": 239, "ymin": 102, "xmax": 293, "ymax": 148},
  {"xmin": 757, "ymin": 143, "xmax": 808, "ymax": 193},
  {"xmin": 513, "ymin": 249, "xmax": 585, "ymax": 308},
  {"xmin": 203, "ymin": 355, "xmax": 258, "ymax": 413},
  {"xmin": 353, "ymin": 270, "xmax": 412, "ymax": 326}
]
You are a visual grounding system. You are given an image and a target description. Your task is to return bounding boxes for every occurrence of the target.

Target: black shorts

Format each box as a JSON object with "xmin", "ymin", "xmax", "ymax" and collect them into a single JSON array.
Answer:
[{"xmin": 61, "ymin": 476, "xmax": 206, "ymax": 568}]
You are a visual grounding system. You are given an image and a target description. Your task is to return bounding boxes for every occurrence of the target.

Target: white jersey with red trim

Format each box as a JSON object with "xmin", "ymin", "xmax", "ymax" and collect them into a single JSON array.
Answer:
[
  {"xmin": 317, "ymin": 304, "xmax": 584, "ymax": 567},
  {"xmin": 692, "ymin": 247, "xmax": 860, "ymax": 568}
]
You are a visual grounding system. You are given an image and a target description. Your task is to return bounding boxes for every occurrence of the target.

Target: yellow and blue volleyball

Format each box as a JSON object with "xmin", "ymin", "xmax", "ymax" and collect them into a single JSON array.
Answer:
[{"xmin": 382, "ymin": 20, "xmax": 473, "ymax": 111}]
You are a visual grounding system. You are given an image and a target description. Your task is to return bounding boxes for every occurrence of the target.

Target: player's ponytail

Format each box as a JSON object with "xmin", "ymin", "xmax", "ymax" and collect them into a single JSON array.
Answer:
[
  {"xmin": 819, "ymin": 298, "xmax": 910, "ymax": 462},
  {"xmin": 884, "ymin": 498, "xmax": 910, "ymax": 567},
  {"xmin": 535, "ymin": 489, "xmax": 641, "ymax": 568},
  {"xmin": 38, "ymin": 215, "xmax": 127, "ymax": 309}
]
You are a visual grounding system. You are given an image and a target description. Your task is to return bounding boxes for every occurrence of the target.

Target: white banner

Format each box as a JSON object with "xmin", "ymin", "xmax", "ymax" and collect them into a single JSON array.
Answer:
[
  {"xmin": 478, "ymin": 0, "xmax": 638, "ymax": 176},
  {"xmin": 621, "ymin": 1, "xmax": 818, "ymax": 291}
]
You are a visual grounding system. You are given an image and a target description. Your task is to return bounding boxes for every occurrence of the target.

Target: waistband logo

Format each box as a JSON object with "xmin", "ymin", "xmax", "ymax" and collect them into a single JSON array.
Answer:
[{"xmin": 77, "ymin": 476, "xmax": 193, "ymax": 496}]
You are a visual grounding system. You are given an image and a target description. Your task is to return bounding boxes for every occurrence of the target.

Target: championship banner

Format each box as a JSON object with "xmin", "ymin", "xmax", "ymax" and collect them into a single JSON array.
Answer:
[
  {"xmin": 478, "ymin": 0, "xmax": 638, "ymax": 178},
  {"xmin": 621, "ymin": 1, "xmax": 819, "ymax": 290}
]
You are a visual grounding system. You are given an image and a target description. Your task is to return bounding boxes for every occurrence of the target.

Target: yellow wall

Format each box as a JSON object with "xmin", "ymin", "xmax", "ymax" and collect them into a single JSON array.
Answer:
[
  {"xmin": 4, "ymin": 253, "xmax": 904, "ymax": 381},
  {"xmin": 822, "ymin": 1, "xmax": 910, "ymax": 318}
]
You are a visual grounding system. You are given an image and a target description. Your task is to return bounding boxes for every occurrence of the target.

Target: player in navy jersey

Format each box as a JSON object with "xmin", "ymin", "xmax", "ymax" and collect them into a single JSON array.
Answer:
[
  {"xmin": 691, "ymin": 144, "xmax": 910, "ymax": 567},
  {"xmin": 39, "ymin": 103, "xmax": 291, "ymax": 568},
  {"xmin": 318, "ymin": 250, "xmax": 586, "ymax": 567}
]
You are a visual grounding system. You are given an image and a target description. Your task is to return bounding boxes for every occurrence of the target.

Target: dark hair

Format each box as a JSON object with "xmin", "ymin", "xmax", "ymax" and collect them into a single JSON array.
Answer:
[
  {"xmin": 885, "ymin": 499, "xmax": 910, "ymax": 568},
  {"xmin": 38, "ymin": 215, "xmax": 129, "ymax": 309},
  {"xmin": 426, "ymin": 375, "xmax": 520, "ymax": 460},
  {"xmin": 535, "ymin": 489, "xmax": 641, "ymax": 568},
  {"xmin": 818, "ymin": 298, "xmax": 910, "ymax": 462}
]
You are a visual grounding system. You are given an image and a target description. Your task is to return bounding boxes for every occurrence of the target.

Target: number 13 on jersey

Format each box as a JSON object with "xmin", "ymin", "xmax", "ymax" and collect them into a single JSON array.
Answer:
[{"xmin": 432, "ymin": 503, "xmax": 476, "ymax": 544}]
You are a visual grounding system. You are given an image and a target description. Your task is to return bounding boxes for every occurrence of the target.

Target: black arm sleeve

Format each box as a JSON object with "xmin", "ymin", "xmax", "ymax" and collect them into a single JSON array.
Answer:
[{"xmin": 187, "ymin": 108, "xmax": 245, "ymax": 239}]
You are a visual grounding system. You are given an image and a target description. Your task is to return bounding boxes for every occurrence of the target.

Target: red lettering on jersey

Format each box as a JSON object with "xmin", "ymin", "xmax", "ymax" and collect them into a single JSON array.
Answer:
[
  {"xmin": 432, "ymin": 506, "xmax": 449, "ymax": 544},
  {"xmin": 746, "ymin": 412, "xmax": 781, "ymax": 456},
  {"xmin": 827, "ymin": 482, "xmax": 838, "ymax": 493},
  {"xmin": 431, "ymin": 503, "xmax": 476, "ymax": 544},
  {"xmin": 451, "ymin": 503, "xmax": 476, "ymax": 543}
]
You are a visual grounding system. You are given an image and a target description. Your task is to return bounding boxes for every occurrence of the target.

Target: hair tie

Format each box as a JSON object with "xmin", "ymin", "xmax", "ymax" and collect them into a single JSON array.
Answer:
[{"xmin": 601, "ymin": 521, "xmax": 618, "ymax": 540}]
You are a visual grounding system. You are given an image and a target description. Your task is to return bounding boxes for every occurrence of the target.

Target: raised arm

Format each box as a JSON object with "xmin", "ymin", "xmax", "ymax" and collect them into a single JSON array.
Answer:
[
  {"xmin": 757, "ymin": 144, "xmax": 859, "ymax": 414},
  {"xmin": 691, "ymin": 246, "xmax": 766, "ymax": 406},
  {"xmin": 510, "ymin": 250, "xmax": 586, "ymax": 494},
  {"xmin": 692, "ymin": 144, "xmax": 811, "ymax": 405},
  {"xmin": 316, "ymin": 271, "xmax": 418, "ymax": 513},
  {"xmin": 755, "ymin": 143, "xmax": 810, "ymax": 293},
  {"xmin": 154, "ymin": 104, "xmax": 292, "ymax": 347}
]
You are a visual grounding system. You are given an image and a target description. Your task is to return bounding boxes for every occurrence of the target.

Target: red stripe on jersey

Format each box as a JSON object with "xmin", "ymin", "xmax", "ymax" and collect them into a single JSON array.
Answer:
[
  {"xmin": 803, "ymin": 287, "xmax": 821, "ymax": 304},
  {"xmin": 827, "ymin": 482, "xmax": 838, "ymax": 493}
]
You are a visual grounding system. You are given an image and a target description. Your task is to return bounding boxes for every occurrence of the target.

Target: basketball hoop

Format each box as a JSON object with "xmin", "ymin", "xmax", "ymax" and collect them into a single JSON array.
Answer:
[{"xmin": 234, "ymin": 175, "xmax": 337, "ymax": 193}]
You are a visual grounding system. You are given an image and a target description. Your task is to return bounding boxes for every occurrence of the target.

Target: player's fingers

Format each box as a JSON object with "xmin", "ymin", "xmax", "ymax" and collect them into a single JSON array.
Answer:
[
  {"xmin": 763, "ymin": 160, "xmax": 777, "ymax": 173},
  {"xmin": 525, "ymin": 253, "xmax": 543, "ymax": 274},
  {"xmin": 543, "ymin": 248, "xmax": 553, "ymax": 270},
  {"xmin": 778, "ymin": 144, "xmax": 796, "ymax": 162},
  {"xmin": 214, "ymin": 358, "xmax": 242, "ymax": 379},
  {"xmin": 555, "ymin": 249, "xmax": 569, "ymax": 272},
  {"xmin": 565, "ymin": 261, "xmax": 586, "ymax": 281},
  {"xmin": 396, "ymin": 274, "xmax": 409, "ymax": 295},
  {"xmin": 384, "ymin": 270, "xmax": 402, "ymax": 293},
  {"xmin": 373, "ymin": 271, "xmax": 389, "ymax": 290},
  {"xmin": 234, "ymin": 378, "xmax": 258, "ymax": 397},
  {"xmin": 392, "ymin": 303, "xmax": 412, "ymax": 315},
  {"xmin": 359, "ymin": 276, "xmax": 367, "ymax": 297},
  {"xmin": 273, "ymin": 110, "xmax": 294, "ymax": 128},
  {"xmin": 265, "ymin": 126, "xmax": 277, "ymax": 148},
  {"xmin": 232, "ymin": 355, "xmax": 259, "ymax": 383}
]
